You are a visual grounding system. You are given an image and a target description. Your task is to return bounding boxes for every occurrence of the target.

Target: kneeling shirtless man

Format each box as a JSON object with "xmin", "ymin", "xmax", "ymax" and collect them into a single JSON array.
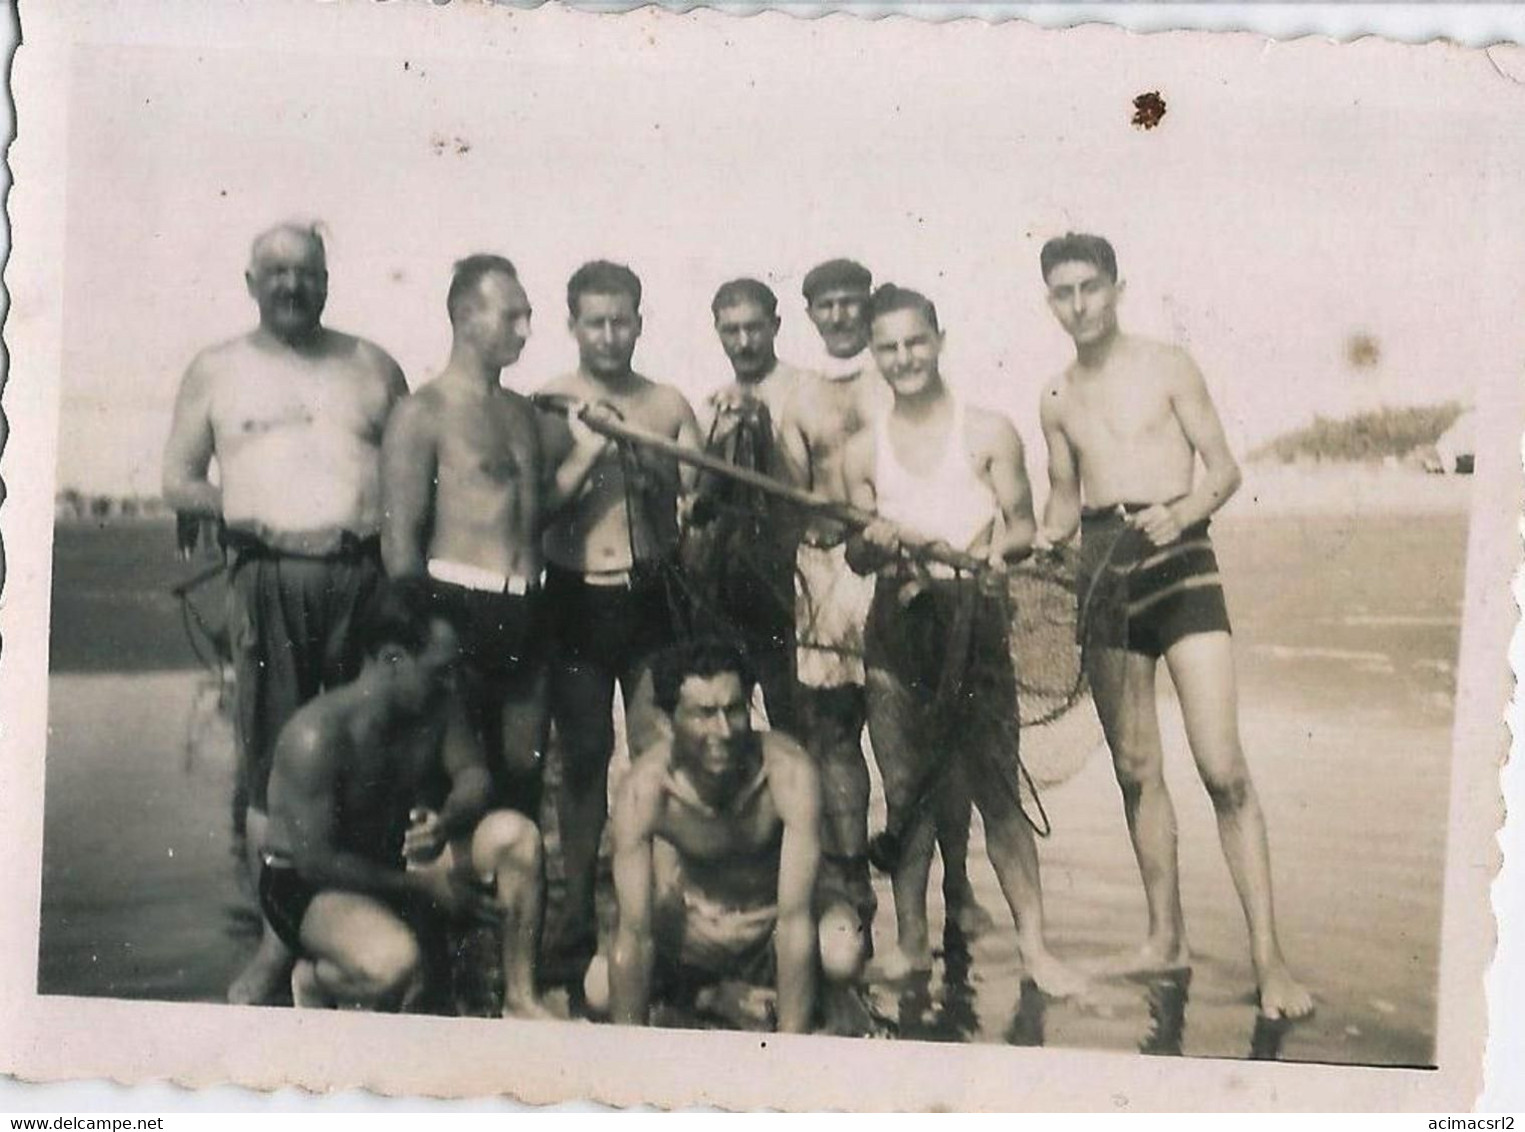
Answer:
[
  {"xmin": 259, "ymin": 580, "xmax": 550, "ymax": 1017},
  {"xmin": 603, "ymin": 639, "xmax": 866, "ymax": 1034}
]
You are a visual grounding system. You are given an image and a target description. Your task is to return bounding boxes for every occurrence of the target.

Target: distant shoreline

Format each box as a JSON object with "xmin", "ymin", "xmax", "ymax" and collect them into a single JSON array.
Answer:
[{"xmin": 1228, "ymin": 464, "xmax": 1474, "ymax": 517}]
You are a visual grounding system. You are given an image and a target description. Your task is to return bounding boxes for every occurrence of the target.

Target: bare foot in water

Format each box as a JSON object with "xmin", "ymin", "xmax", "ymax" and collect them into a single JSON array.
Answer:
[
  {"xmin": 1086, "ymin": 938, "xmax": 1191, "ymax": 979},
  {"xmin": 228, "ymin": 933, "xmax": 293, "ymax": 1006},
  {"xmin": 1024, "ymin": 950, "xmax": 1090, "ymax": 1000},
  {"xmin": 1256, "ymin": 962, "xmax": 1314, "ymax": 1020},
  {"xmin": 869, "ymin": 944, "xmax": 934, "ymax": 983}
]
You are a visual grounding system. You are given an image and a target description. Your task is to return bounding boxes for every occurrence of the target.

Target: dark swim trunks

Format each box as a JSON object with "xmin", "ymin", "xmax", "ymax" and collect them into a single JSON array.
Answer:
[
  {"xmin": 543, "ymin": 559, "xmax": 687, "ymax": 674},
  {"xmin": 258, "ymin": 861, "xmax": 320, "ymax": 953},
  {"xmin": 864, "ymin": 574, "xmax": 1017, "ymax": 725},
  {"xmin": 1079, "ymin": 505, "xmax": 1232, "ymax": 659},
  {"xmin": 426, "ymin": 576, "xmax": 547, "ymax": 816},
  {"xmin": 224, "ymin": 529, "xmax": 383, "ymax": 812}
]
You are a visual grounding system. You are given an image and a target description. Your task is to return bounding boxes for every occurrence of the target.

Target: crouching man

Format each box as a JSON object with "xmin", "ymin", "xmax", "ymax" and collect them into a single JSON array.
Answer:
[
  {"xmin": 258, "ymin": 579, "xmax": 550, "ymax": 1017},
  {"xmin": 597, "ymin": 639, "xmax": 868, "ymax": 1034}
]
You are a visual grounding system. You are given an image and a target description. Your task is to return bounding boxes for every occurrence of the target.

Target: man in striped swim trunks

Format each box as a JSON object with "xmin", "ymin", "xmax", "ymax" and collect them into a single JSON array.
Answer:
[{"xmin": 1036, "ymin": 232, "xmax": 1312, "ymax": 1020}]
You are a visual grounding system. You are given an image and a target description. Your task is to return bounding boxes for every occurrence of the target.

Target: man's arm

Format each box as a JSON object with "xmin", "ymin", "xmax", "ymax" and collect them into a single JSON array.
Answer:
[
  {"xmin": 609, "ymin": 767, "xmax": 661, "ymax": 1027},
  {"xmin": 842, "ymin": 432, "xmax": 897, "ymax": 576},
  {"xmin": 1038, "ymin": 383, "xmax": 1083, "ymax": 546},
  {"xmin": 538, "ymin": 404, "xmax": 612, "ymax": 519},
  {"xmin": 768, "ymin": 740, "xmax": 824, "ymax": 1034},
  {"xmin": 981, "ymin": 411, "xmax": 1038, "ymax": 566},
  {"xmin": 773, "ymin": 383, "xmax": 813, "ymax": 492},
  {"xmin": 161, "ymin": 355, "xmax": 222, "ymax": 517},
  {"xmin": 1134, "ymin": 354, "xmax": 1242, "ymax": 547},
  {"xmin": 433, "ymin": 696, "xmax": 494, "ymax": 844},
  {"xmin": 277, "ymin": 723, "xmax": 426, "ymax": 903},
  {"xmin": 279, "ymin": 717, "xmax": 501, "ymax": 923},
  {"xmin": 1170, "ymin": 353, "xmax": 1241, "ymax": 525},
  {"xmin": 379, "ymin": 396, "xmax": 437, "ymax": 578}
]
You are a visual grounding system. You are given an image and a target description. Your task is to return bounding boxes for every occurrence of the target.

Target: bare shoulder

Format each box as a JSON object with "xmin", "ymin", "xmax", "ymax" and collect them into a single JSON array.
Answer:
[
  {"xmin": 762, "ymin": 732, "xmax": 821, "ymax": 814},
  {"xmin": 274, "ymin": 701, "xmax": 343, "ymax": 783},
  {"xmin": 538, "ymin": 370, "xmax": 583, "ymax": 397},
  {"xmin": 344, "ymin": 332, "xmax": 402, "ymax": 373},
  {"xmin": 646, "ymin": 377, "xmax": 697, "ymax": 423},
  {"xmin": 386, "ymin": 384, "xmax": 443, "ymax": 436},
  {"xmin": 612, "ymin": 746, "xmax": 670, "ymax": 834},
  {"xmin": 966, "ymin": 404, "xmax": 1022, "ymax": 454},
  {"xmin": 185, "ymin": 332, "xmax": 258, "ymax": 383},
  {"xmin": 842, "ymin": 425, "xmax": 876, "ymax": 480}
]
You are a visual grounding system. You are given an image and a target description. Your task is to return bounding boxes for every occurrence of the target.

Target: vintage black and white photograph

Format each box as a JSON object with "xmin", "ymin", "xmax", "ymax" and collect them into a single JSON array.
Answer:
[{"xmin": 2, "ymin": 0, "xmax": 1521, "ymax": 1111}]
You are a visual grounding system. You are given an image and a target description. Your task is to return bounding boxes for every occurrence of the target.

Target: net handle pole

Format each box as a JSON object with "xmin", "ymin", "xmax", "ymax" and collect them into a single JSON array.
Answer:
[{"xmin": 532, "ymin": 393, "xmax": 989, "ymax": 575}]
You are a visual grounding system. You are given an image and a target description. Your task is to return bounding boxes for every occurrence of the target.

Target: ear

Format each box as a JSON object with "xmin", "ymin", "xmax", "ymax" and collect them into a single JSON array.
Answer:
[
  {"xmin": 769, "ymin": 316, "xmax": 782, "ymax": 334},
  {"xmin": 1115, "ymin": 278, "xmax": 1127, "ymax": 299},
  {"xmin": 245, "ymin": 270, "xmax": 258, "ymax": 299}
]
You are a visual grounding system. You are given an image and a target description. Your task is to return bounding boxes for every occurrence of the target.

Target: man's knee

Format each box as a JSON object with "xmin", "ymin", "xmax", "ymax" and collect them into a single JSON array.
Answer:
[
  {"xmin": 472, "ymin": 810, "xmax": 542, "ymax": 878},
  {"xmin": 817, "ymin": 902, "xmax": 866, "ymax": 983},
  {"xmin": 1202, "ymin": 769, "xmax": 1254, "ymax": 816},
  {"xmin": 339, "ymin": 929, "xmax": 423, "ymax": 1006}
]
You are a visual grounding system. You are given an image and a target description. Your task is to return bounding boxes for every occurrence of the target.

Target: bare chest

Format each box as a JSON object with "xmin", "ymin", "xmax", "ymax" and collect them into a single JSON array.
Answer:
[
  {"xmin": 437, "ymin": 399, "xmax": 538, "ymax": 488},
  {"xmin": 803, "ymin": 379, "xmax": 878, "ymax": 457},
  {"xmin": 659, "ymin": 799, "xmax": 782, "ymax": 864},
  {"xmin": 213, "ymin": 357, "xmax": 389, "ymax": 446},
  {"xmin": 1063, "ymin": 374, "xmax": 1176, "ymax": 450}
]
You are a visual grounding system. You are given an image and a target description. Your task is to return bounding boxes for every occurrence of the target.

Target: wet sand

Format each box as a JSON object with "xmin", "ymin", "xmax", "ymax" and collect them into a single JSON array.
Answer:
[{"xmin": 38, "ymin": 506, "xmax": 1467, "ymax": 1066}]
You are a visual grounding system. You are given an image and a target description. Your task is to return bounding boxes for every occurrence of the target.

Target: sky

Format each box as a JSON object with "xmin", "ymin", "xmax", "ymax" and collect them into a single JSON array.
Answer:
[{"xmin": 53, "ymin": 6, "xmax": 1525, "ymax": 496}]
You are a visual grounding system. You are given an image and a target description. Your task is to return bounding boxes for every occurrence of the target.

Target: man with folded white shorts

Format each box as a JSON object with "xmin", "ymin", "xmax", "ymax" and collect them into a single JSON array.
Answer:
[{"xmin": 382, "ymin": 253, "xmax": 550, "ymax": 819}]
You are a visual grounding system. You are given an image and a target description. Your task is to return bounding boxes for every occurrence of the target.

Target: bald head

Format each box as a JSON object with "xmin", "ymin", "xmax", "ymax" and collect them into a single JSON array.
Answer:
[
  {"xmin": 246, "ymin": 221, "xmax": 329, "ymax": 343},
  {"xmin": 248, "ymin": 222, "xmax": 326, "ymax": 273}
]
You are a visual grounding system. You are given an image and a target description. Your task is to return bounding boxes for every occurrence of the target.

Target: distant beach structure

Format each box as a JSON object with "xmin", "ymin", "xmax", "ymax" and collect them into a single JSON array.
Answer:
[{"xmin": 1425, "ymin": 410, "xmax": 1476, "ymax": 476}]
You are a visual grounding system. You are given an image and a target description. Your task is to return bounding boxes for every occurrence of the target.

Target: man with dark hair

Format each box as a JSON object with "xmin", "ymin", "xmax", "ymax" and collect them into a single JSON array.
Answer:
[
  {"xmin": 163, "ymin": 220, "xmax": 409, "ymax": 1005},
  {"xmin": 258, "ymin": 580, "xmax": 550, "ymax": 1017},
  {"xmin": 595, "ymin": 638, "xmax": 867, "ymax": 1033},
  {"xmin": 841, "ymin": 284, "xmax": 1084, "ymax": 994},
  {"xmin": 1036, "ymin": 232, "xmax": 1312, "ymax": 1019},
  {"xmin": 686, "ymin": 277, "xmax": 810, "ymax": 733},
  {"xmin": 382, "ymin": 253, "xmax": 547, "ymax": 818},
  {"xmin": 775, "ymin": 260, "xmax": 989, "ymax": 949},
  {"xmin": 537, "ymin": 259, "xmax": 703, "ymax": 980}
]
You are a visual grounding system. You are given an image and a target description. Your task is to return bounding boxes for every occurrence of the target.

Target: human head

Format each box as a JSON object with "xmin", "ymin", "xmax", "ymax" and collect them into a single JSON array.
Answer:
[
  {"xmin": 447, "ymin": 253, "xmax": 532, "ymax": 369},
  {"xmin": 652, "ymin": 639, "xmax": 758, "ymax": 780},
  {"xmin": 1040, "ymin": 232, "xmax": 1124, "ymax": 348},
  {"xmin": 566, "ymin": 260, "xmax": 643, "ymax": 379},
  {"xmin": 357, "ymin": 579, "xmax": 460, "ymax": 712},
  {"xmin": 246, "ymin": 221, "xmax": 328, "ymax": 343},
  {"xmin": 868, "ymin": 284, "xmax": 945, "ymax": 400},
  {"xmin": 802, "ymin": 258, "xmax": 872, "ymax": 360},
  {"xmin": 711, "ymin": 278, "xmax": 781, "ymax": 383}
]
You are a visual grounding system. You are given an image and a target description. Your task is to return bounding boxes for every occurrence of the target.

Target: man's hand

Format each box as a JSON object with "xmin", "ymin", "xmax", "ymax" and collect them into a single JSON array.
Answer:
[
  {"xmin": 414, "ymin": 868, "xmax": 506, "ymax": 927},
  {"xmin": 1129, "ymin": 503, "xmax": 1185, "ymax": 548},
  {"xmin": 568, "ymin": 405, "xmax": 615, "ymax": 460}
]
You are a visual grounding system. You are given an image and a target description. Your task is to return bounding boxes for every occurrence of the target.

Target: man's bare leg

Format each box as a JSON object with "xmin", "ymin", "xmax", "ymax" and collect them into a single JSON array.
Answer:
[
  {"xmin": 1087, "ymin": 647, "xmax": 1191, "ymax": 976},
  {"xmin": 974, "ymin": 772, "xmax": 1087, "ymax": 999},
  {"xmin": 934, "ymin": 758, "xmax": 995, "ymax": 940},
  {"xmin": 1164, "ymin": 632, "xmax": 1312, "ymax": 1019},
  {"xmin": 547, "ymin": 660, "xmax": 618, "ymax": 968},
  {"xmin": 227, "ymin": 806, "xmax": 296, "ymax": 1005},
  {"xmin": 799, "ymin": 684, "xmax": 876, "ymax": 931},
  {"xmin": 470, "ymin": 811, "xmax": 554, "ymax": 1019},
  {"xmin": 864, "ymin": 670, "xmax": 934, "ymax": 978},
  {"xmin": 299, "ymin": 891, "xmax": 425, "ymax": 1011}
]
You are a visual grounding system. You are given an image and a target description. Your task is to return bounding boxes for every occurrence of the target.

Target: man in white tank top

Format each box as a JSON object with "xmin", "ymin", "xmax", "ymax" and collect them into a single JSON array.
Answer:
[{"xmin": 842, "ymin": 285, "xmax": 1085, "ymax": 997}]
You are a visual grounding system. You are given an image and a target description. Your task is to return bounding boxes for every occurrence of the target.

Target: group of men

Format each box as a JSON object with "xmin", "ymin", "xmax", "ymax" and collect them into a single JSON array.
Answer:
[{"xmin": 161, "ymin": 220, "xmax": 1312, "ymax": 1031}]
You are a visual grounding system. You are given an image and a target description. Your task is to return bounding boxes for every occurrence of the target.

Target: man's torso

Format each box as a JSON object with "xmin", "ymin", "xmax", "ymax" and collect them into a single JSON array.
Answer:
[
  {"xmin": 1054, "ymin": 336, "xmax": 1197, "ymax": 507},
  {"xmin": 208, "ymin": 331, "xmax": 396, "ymax": 539},
  {"xmin": 788, "ymin": 360, "xmax": 890, "ymax": 540},
  {"xmin": 419, "ymin": 380, "xmax": 544, "ymax": 579},
  {"xmin": 541, "ymin": 370, "xmax": 690, "ymax": 572}
]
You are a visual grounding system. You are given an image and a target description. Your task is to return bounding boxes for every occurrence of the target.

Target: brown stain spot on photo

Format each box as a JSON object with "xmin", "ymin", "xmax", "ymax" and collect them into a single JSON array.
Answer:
[{"xmin": 1132, "ymin": 91, "xmax": 1167, "ymax": 130}]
